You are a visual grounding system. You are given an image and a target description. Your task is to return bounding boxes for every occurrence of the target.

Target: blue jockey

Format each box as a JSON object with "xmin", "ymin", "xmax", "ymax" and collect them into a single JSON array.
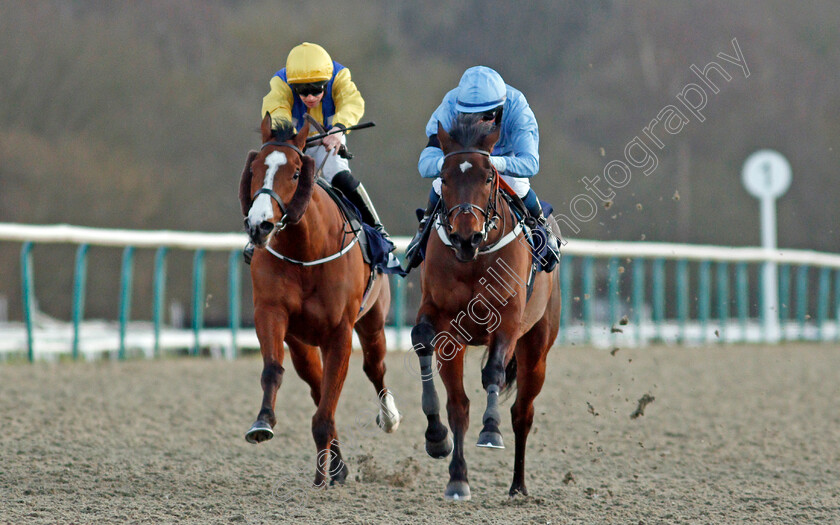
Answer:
[{"xmin": 404, "ymin": 66, "xmax": 561, "ymax": 271}]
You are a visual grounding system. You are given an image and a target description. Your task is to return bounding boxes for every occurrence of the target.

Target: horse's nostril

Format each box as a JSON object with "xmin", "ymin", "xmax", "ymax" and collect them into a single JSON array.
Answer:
[
  {"xmin": 259, "ymin": 221, "xmax": 274, "ymax": 234},
  {"xmin": 470, "ymin": 233, "xmax": 483, "ymax": 248}
]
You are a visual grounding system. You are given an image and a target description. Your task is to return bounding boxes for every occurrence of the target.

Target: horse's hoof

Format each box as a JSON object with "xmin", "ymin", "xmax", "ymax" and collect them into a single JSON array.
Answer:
[
  {"xmin": 476, "ymin": 430, "xmax": 505, "ymax": 449},
  {"xmin": 376, "ymin": 412, "xmax": 402, "ymax": 433},
  {"xmin": 425, "ymin": 434, "xmax": 453, "ymax": 459},
  {"xmin": 376, "ymin": 391, "xmax": 402, "ymax": 433},
  {"xmin": 245, "ymin": 421, "xmax": 274, "ymax": 444},
  {"xmin": 444, "ymin": 481, "xmax": 471, "ymax": 501},
  {"xmin": 330, "ymin": 464, "xmax": 349, "ymax": 486},
  {"xmin": 509, "ymin": 484, "xmax": 529, "ymax": 498}
]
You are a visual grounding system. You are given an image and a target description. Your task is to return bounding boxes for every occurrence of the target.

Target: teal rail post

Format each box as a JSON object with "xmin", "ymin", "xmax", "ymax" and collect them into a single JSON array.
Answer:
[
  {"xmin": 835, "ymin": 269, "xmax": 840, "ymax": 342},
  {"xmin": 795, "ymin": 265, "xmax": 809, "ymax": 338},
  {"xmin": 652, "ymin": 258, "xmax": 665, "ymax": 343},
  {"xmin": 778, "ymin": 264, "xmax": 791, "ymax": 340},
  {"xmin": 20, "ymin": 242, "xmax": 35, "ymax": 362},
  {"xmin": 758, "ymin": 262, "xmax": 766, "ymax": 338},
  {"xmin": 152, "ymin": 247, "xmax": 168, "ymax": 357},
  {"xmin": 817, "ymin": 267, "xmax": 830, "ymax": 340},
  {"xmin": 191, "ymin": 249, "xmax": 206, "ymax": 356},
  {"xmin": 834, "ymin": 269, "xmax": 840, "ymax": 341},
  {"xmin": 676, "ymin": 259, "xmax": 689, "ymax": 343},
  {"xmin": 608, "ymin": 257, "xmax": 620, "ymax": 345},
  {"xmin": 71, "ymin": 244, "xmax": 89, "ymax": 360},
  {"xmin": 391, "ymin": 274, "xmax": 405, "ymax": 350},
  {"xmin": 736, "ymin": 262, "xmax": 749, "ymax": 341},
  {"xmin": 228, "ymin": 250, "xmax": 241, "ymax": 359},
  {"xmin": 559, "ymin": 255, "xmax": 572, "ymax": 344},
  {"xmin": 716, "ymin": 262, "xmax": 728, "ymax": 343},
  {"xmin": 582, "ymin": 256, "xmax": 594, "ymax": 344},
  {"xmin": 633, "ymin": 258, "xmax": 645, "ymax": 346},
  {"xmin": 118, "ymin": 246, "xmax": 135, "ymax": 360},
  {"xmin": 698, "ymin": 261, "xmax": 711, "ymax": 342}
]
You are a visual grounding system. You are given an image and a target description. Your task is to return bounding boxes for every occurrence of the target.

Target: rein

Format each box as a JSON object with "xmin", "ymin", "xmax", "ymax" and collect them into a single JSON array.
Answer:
[{"xmin": 254, "ymin": 140, "xmax": 358, "ymax": 266}]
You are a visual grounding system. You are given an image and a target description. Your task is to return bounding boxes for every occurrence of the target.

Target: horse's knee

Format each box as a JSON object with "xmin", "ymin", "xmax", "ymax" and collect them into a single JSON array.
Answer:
[
  {"xmin": 261, "ymin": 363, "xmax": 285, "ymax": 389},
  {"xmin": 311, "ymin": 416, "xmax": 336, "ymax": 447},
  {"xmin": 412, "ymin": 321, "xmax": 436, "ymax": 355},
  {"xmin": 510, "ymin": 402, "xmax": 535, "ymax": 432},
  {"xmin": 481, "ymin": 360, "xmax": 506, "ymax": 389},
  {"xmin": 362, "ymin": 360, "xmax": 385, "ymax": 380}
]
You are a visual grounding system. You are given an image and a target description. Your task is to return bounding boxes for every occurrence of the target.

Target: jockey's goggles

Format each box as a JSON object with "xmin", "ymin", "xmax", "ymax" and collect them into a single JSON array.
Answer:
[
  {"xmin": 292, "ymin": 82, "xmax": 327, "ymax": 97},
  {"xmin": 478, "ymin": 107, "xmax": 502, "ymax": 122}
]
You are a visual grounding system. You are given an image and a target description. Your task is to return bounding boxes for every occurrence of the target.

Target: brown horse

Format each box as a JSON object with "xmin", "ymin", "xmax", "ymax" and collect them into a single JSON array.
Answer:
[
  {"xmin": 411, "ymin": 114, "xmax": 561, "ymax": 500},
  {"xmin": 239, "ymin": 114, "xmax": 401, "ymax": 487}
]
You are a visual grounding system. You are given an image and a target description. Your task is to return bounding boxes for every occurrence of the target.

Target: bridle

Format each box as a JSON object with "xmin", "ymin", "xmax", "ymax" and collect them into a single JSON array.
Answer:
[
  {"xmin": 437, "ymin": 149, "xmax": 502, "ymax": 249},
  {"xmin": 252, "ymin": 140, "xmax": 306, "ymax": 231},
  {"xmin": 250, "ymin": 139, "xmax": 360, "ymax": 266}
]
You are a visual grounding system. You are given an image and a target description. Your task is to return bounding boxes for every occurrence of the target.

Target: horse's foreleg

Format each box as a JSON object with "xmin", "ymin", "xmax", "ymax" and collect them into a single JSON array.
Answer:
[
  {"xmin": 246, "ymin": 307, "xmax": 287, "ymax": 444},
  {"xmin": 311, "ymin": 325, "xmax": 353, "ymax": 487},
  {"xmin": 508, "ymin": 324, "xmax": 550, "ymax": 497},
  {"xmin": 287, "ymin": 338, "xmax": 323, "ymax": 406},
  {"xmin": 477, "ymin": 334, "xmax": 516, "ymax": 449},
  {"xmin": 356, "ymin": 298, "xmax": 401, "ymax": 433},
  {"xmin": 439, "ymin": 349, "xmax": 471, "ymax": 501},
  {"xmin": 411, "ymin": 318, "xmax": 452, "ymax": 459}
]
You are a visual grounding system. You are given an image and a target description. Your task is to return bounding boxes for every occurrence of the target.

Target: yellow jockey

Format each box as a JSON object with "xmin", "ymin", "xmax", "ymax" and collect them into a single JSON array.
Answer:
[{"xmin": 259, "ymin": 43, "xmax": 389, "ymax": 239}]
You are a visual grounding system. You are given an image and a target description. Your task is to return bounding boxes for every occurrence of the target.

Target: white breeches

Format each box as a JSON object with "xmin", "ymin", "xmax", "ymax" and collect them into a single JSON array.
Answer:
[{"xmin": 305, "ymin": 134, "xmax": 350, "ymax": 183}]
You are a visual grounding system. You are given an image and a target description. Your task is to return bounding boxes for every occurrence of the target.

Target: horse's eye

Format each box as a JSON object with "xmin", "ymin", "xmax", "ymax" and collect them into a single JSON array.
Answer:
[
  {"xmin": 486, "ymin": 176, "xmax": 493, "ymax": 184},
  {"xmin": 293, "ymin": 170, "xmax": 300, "ymax": 180}
]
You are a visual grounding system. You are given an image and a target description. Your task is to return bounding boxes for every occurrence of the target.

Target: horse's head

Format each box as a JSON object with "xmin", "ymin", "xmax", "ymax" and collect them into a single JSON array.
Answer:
[
  {"xmin": 239, "ymin": 114, "xmax": 315, "ymax": 247},
  {"xmin": 437, "ymin": 114, "xmax": 501, "ymax": 262}
]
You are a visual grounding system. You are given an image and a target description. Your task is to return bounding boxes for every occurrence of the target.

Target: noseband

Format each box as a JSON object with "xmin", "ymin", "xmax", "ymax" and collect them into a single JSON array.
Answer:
[
  {"xmin": 253, "ymin": 140, "xmax": 306, "ymax": 230},
  {"xmin": 438, "ymin": 149, "xmax": 500, "ymax": 247}
]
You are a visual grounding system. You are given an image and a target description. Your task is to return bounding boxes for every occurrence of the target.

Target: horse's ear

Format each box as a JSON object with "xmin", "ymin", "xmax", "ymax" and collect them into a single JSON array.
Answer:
[
  {"xmin": 293, "ymin": 120, "xmax": 310, "ymax": 151},
  {"xmin": 239, "ymin": 150, "xmax": 258, "ymax": 216},
  {"xmin": 481, "ymin": 124, "xmax": 501, "ymax": 154},
  {"xmin": 437, "ymin": 121, "xmax": 451, "ymax": 154},
  {"xmin": 261, "ymin": 112, "xmax": 273, "ymax": 143}
]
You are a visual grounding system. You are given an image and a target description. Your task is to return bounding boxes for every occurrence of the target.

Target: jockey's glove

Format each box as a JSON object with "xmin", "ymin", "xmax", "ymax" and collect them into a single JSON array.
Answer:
[{"xmin": 489, "ymin": 156, "xmax": 506, "ymax": 173}]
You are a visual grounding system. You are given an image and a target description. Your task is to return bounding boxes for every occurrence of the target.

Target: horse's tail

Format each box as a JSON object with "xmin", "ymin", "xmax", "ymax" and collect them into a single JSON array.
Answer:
[{"xmin": 502, "ymin": 355, "xmax": 518, "ymax": 395}]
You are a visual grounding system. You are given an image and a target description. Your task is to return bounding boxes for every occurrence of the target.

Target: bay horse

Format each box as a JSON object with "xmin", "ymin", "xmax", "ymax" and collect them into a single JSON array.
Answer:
[
  {"xmin": 239, "ymin": 114, "xmax": 401, "ymax": 487},
  {"xmin": 411, "ymin": 114, "xmax": 561, "ymax": 500}
]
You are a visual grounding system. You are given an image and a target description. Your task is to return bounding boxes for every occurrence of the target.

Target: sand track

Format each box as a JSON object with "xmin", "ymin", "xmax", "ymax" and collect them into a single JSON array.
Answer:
[{"xmin": 1, "ymin": 344, "xmax": 839, "ymax": 524}]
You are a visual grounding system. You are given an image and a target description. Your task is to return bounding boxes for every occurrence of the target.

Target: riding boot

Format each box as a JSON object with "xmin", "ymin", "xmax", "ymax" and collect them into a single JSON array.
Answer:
[
  {"xmin": 403, "ymin": 194, "xmax": 438, "ymax": 271},
  {"xmin": 243, "ymin": 242, "xmax": 254, "ymax": 265},
  {"xmin": 526, "ymin": 198, "xmax": 561, "ymax": 272},
  {"xmin": 345, "ymin": 182, "xmax": 393, "ymax": 244}
]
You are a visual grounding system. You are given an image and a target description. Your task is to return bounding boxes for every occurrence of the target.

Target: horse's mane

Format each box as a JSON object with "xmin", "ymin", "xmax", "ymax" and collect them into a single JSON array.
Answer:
[
  {"xmin": 449, "ymin": 113, "xmax": 495, "ymax": 150},
  {"xmin": 269, "ymin": 118, "xmax": 297, "ymax": 142}
]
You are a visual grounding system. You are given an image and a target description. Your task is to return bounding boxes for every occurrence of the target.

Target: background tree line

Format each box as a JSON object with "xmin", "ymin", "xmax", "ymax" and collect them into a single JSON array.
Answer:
[{"xmin": 1, "ymin": 0, "xmax": 838, "ymax": 323}]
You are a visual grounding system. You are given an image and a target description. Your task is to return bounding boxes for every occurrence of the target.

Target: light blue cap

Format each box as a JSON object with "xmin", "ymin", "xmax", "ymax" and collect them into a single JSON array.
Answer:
[{"xmin": 455, "ymin": 66, "xmax": 507, "ymax": 113}]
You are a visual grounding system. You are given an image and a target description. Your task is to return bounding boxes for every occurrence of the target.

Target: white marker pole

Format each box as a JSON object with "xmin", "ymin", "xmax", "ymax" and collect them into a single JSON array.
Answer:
[{"xmin": 742, "ymin": 150, "xmax": 791, "ymax": 343}]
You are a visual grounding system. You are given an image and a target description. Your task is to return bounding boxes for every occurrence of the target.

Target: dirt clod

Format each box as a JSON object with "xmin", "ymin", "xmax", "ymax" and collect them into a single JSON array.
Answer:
[{"xmin": 630, "ymin": 394, "xmax": 655, "ymax": 419}]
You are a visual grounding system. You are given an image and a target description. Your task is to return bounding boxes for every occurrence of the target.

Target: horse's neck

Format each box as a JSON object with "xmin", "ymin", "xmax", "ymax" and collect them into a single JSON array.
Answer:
[{"xmin": 271, "ymin": 188, "xmax": 342, "ymax": 260}]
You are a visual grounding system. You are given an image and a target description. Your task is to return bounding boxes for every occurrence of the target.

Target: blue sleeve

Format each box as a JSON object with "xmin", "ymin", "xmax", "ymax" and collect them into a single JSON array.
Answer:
[
  {"xmin": 418, "ymin": 147, "xmax": 444, "ymax": 178},
  {"xmin": 499, "ymin": 96, "xmax": 539, "ymax": 178},
  {"xmin": 417, "ymin": 90, "xmax": 458, "ymax": 178}
]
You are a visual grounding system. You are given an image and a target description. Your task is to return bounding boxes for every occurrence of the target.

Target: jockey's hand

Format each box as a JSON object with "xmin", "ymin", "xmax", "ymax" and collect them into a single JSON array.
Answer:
[{"xmin": 322, "ymin": 129, "xmax": 343, "ymax": 155}]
